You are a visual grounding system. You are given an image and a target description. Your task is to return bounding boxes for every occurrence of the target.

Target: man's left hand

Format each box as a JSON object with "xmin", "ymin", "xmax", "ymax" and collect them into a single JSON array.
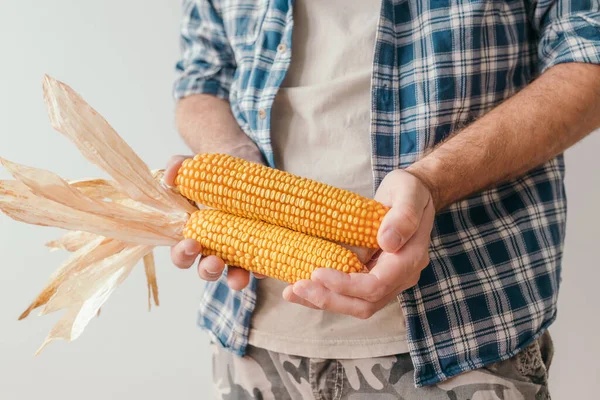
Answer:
[{"xmin": 283, "ymin": 169, "xmax": 435, "ymax": 318}]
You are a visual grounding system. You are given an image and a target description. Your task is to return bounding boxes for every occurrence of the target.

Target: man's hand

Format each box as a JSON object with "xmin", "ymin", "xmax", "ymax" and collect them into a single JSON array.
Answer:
[
  {"xmin": 165, "ymin": 152, "xmax": 266, "ymax": 290},
  {"xmin": 286, "ymin": 63, "xmax": 600, "ymax": 317},
  {"xmin": 172, "ymin": 92, "xmax": 269, "ymax": 290},
  {"xmin": 283, "ymin": 169, "xmax": 435, "ymax": 318}
]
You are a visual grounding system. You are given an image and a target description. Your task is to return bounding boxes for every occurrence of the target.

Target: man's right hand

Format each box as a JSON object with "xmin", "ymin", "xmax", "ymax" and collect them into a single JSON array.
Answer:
[{"xmin": 164, "ymin": 153, "xmax": 266, "ymax": 290}]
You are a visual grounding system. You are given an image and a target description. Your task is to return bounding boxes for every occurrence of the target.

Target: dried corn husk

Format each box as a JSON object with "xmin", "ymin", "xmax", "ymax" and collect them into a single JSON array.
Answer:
[
  {"xmin": 45, "ymin": 230, "xmax": 106, "ymax": 252},
  {"xmin": 0, "ymin": 75, "xmax": 193, "ymax": 352}
]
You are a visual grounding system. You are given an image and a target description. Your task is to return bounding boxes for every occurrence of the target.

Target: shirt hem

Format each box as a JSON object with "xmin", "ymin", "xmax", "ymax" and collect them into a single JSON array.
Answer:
[
  {"xmin": 248, "ymin": 328, "xmax": 409, "ymax": 359},
  {"xmin": 413, "ymin": 313, "xmax": 558, "ymax": 387}
]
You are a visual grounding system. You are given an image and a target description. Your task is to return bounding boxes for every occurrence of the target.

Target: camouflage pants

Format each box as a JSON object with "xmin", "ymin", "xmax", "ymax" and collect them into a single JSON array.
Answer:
[{"xmin": 211, "ymin": 331, "xmax": 553, "ymax": 400}]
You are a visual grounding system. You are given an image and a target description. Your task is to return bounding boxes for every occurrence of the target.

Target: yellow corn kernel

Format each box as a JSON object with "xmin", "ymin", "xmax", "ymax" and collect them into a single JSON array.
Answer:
[
  {"xmin": 176, "ymin": 154, "xmax": 389, "ymax": 248},
  {"xmin": 184, "ymin": 209, "xmax": 364, "ymax": 284}
]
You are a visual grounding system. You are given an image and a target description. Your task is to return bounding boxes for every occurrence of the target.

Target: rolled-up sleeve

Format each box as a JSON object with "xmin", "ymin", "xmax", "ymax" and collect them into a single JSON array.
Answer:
[
  {"xmin": 527, "ymin": 0, "xmax": 600, "ymax": 73},
  {"xmin": 173, "ymin": 0, "xmax": 236, "ymax": 101}
]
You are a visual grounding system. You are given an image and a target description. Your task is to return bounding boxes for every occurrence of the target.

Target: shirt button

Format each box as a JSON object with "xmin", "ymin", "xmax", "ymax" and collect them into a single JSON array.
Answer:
[
  {"xmin": 258, "ymin": 109, "xmax": 267, "ymax": 119},
  {"xmin": 277, "ymin": 43, "xmax": 287, "ymax": 53}
]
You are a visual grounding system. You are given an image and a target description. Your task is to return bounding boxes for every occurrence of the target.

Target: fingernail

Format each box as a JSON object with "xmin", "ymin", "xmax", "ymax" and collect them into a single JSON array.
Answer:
[
  {"xmin": 159, "ymin": 176, "xmax": 173, "ymax": 189},
  {"xmin": 184, "ymin": 248, "xmax": 197, "ymax": 257},
  {"xmin": 381, "ymin": 229, "xmax": 403, "ymax": 252},
  {"xmin": 205, "ymin": 265, "xmax": 220, "ymax": 276}
]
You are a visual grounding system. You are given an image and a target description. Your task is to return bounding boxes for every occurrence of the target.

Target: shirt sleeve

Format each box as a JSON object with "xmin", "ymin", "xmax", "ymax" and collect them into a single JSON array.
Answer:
[
  {"xmin": 527, "ymin": 0, "xmax": 600, "ymax": 73},
  {"xmin": 173, "ymin": 0, "xmax": 236, "ymax": 101}
]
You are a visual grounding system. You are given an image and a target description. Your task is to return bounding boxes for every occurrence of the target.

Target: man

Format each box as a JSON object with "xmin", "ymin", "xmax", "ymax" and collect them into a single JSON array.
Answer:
[{"xmin": 164, "ymin": 0, "xmax": 600, "ymax": 398}]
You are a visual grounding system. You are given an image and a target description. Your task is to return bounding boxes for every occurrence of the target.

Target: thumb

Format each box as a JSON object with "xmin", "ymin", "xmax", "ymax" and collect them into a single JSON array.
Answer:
[
  {"xmin": 163, "ymin": 155, "xmax": 194, "ymax": 186},
  {"xmin": 376, "ymin": 173, "xmax": 431, "ymax": 253}
]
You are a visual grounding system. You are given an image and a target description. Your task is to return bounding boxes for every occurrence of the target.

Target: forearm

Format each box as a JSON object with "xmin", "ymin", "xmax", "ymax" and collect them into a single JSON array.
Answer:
[
  {"xmin": 407, "ymin": 63, "xmax": 600, "ymax": 211},
  {"xmin": 176, "ymin": 94, "xmax": 263, "ymax": 162}
]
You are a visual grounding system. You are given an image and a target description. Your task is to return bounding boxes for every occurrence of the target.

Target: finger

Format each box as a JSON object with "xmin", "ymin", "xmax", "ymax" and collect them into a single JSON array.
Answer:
[
  {"xmin": 226, "ymin": 266, "xmax": 251, "ymax": 290},
  {"xmin": 253, "ymin": 273, "xmax": 267, "ymax": 279},
  {"xmin": 292, "ymin": 280, "xmax": 389, "ymax": 319},
  {"xmin": 311, "ymin": 266, "xmax": 396, "ymax": 303},
  {"xmin": 282, "ymin": 285, "xmax": 320, "ymax": 309},
  {"xmin": 312, "ymin": 201, "xmax": 433, "ymax": 301},
  {"xmin": 197, "ymin": 255, "xmax": 226, "ymax": 281},
  {"xmin": 370, "ymin": 201, "xmax": 434, "ymax": 283},
  {"xmin": 170, "ymin": 239, "xmax": 201, "ymax": 269},
  {"xmin": 376, "ymin": 176, "xmax": 431, "ymax": 253},
  {"xmin": 163, "ymin": 155, "xmax": 192, "ymax": 186},
  {"xmin": 377, "ymin": 206, "xmax": 421, "ymax": 253}
]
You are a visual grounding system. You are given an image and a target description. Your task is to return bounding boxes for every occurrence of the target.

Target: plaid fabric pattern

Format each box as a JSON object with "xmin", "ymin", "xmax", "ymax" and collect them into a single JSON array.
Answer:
[{"xmin": 174, "ymin": 0, "xmax": 600, "ymax": 387}]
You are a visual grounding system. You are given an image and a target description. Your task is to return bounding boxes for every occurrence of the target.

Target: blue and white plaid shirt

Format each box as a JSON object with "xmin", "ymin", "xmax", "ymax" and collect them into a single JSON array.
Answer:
[{"xmin": 174, "ymin": 0, "xmax": 600, "ymax": 387}]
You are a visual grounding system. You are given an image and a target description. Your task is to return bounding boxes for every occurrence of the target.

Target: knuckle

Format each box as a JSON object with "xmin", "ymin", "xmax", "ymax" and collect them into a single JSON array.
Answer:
[
  {"xmin": 364, "ymin": 285, "xmax": 386, "ymax": 303},
  {"xmin": 364, "ymin": 293, "xmax": 379, "ymax": 303},
  {"xmin": 407, "ymin": 275, "xmax": 420, "ymax": 288},
  {"xmin": 315, "ymin": 298, "xmax": 328, "ymax": 310},
  {"xmin": 355, "ymin": 307, "xmax": 375, "ymax": 320},
  {"xmin": 412, "ymin": 253, "xmax": 430, "ymax": 271},
  {"xmin": 387, "ymin": 169, "xmax": 404, "ymax": 182},
  {"xmin": 312, "ymin": 293, "xmax": 329, "ymax": 310}
]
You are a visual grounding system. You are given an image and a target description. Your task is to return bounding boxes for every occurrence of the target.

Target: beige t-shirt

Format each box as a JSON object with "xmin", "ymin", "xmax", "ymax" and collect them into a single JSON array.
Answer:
[{"xmin": 247, "ymin": 0, "xmax": 408, "ymax": 359}]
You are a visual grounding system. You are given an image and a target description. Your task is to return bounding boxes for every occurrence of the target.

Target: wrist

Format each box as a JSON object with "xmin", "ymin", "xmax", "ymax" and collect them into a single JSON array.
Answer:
[
  {"xmin": 226, "ymin": 143, "xmax": 266, "ymax": 165},
  {"xmin": 405, "ymin": 159, "xmax": 443, "ymax": 212}
]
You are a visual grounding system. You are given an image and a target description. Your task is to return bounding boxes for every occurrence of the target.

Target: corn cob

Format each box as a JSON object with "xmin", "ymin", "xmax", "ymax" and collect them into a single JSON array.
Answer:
[
  {"xmin": 176, "ymin": 154, "xmax": 389, "ymax": 248},
  {"xmin": 184, "ymin": 209, "xmax": 365, "ymax": 283},
  {"xmin": 1, "ymin": 75, "xmax": 376, "ymax": 352}
]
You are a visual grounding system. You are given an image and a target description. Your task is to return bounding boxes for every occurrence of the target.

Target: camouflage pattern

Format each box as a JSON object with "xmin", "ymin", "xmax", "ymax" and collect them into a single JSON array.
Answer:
[{"xmin": 211, "ymin": 331, "xmax": 553, "ymax": 400}]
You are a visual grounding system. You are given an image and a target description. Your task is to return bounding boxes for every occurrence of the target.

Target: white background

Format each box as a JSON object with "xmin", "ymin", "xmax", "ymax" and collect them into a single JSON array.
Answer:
[{"xmin": 0, "ymin": 1, "xmax": 598, "ymax": 399}]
